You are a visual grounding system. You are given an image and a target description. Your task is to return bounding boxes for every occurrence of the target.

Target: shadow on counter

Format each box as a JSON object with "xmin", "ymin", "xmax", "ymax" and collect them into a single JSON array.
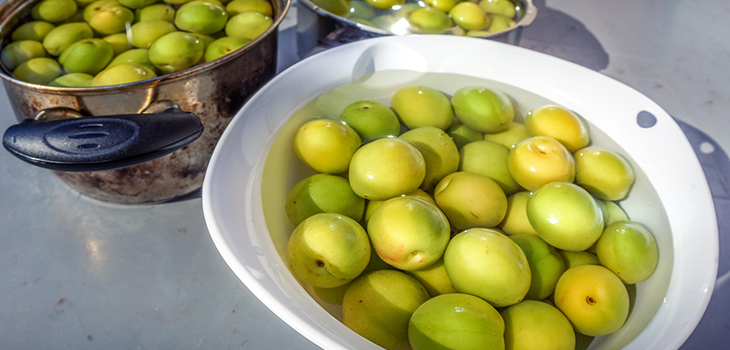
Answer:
[{"xmin": 518, "ymin": 0, "xmax": 609, "ymax": 71}]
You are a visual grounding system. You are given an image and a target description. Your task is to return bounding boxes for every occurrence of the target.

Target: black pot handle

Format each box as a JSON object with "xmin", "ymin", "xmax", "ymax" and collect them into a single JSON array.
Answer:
[{"xmin": 2, "ymin": 109, "xmax": 203, "ymax": 172}]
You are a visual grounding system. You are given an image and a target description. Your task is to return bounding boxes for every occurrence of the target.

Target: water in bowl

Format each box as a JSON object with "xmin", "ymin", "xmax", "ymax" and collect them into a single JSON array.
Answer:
[{"xmin": 260, "ymin": 69, "xmax": 672, "ymax": 350}]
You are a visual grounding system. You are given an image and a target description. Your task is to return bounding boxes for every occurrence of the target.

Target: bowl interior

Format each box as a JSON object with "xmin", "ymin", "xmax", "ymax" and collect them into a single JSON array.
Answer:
[
  {"xmin": 261, "ymin": 70, "xmax": 672, "ymax": 350},
  {"xmin": 202, "ymin": 35, "xmax": 718, "ymax": 350}
]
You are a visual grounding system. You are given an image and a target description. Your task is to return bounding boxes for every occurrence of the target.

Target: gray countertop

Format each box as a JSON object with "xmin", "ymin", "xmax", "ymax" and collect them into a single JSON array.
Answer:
[{"xmin": 1, "ymin": 0, "xmax": 727, "ymax": 349}]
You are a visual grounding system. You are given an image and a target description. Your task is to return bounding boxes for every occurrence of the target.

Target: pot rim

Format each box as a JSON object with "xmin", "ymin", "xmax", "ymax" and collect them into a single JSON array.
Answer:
[
  {"xmin": 298, "ymin": 0, "xmax": 537, "ymax": 38},
  {"xmin": 0, "ymin": 0, "xmax": 292, "ymax": 94}
]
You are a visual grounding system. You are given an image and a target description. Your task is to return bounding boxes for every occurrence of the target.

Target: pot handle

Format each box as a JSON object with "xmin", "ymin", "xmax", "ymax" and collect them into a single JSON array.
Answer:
[{"xmin": 2, "ymin": 108, "xmax": 203, "ymax": 172}]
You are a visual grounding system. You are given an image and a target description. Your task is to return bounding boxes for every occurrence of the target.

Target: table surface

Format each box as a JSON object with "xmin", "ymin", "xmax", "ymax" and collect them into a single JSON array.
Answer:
[{"xmin": 1, "ymin": 0, "xmax": 728, "ymax": 349}]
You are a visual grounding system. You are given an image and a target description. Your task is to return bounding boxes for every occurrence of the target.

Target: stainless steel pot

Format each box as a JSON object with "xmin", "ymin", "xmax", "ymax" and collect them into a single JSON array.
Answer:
[
  {"xmin": 296, "ymin": 0, "xmax": 537, "ymax": 57},
  {"xmin": 0, "ymin": 0, "xmax": 291, "ymax": 204}
]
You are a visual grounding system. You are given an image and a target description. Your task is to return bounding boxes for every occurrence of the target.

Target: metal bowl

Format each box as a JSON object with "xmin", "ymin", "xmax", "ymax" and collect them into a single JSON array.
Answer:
[
  {"xmin": 296, "ymin": 0, "xmax": 537, "ymax": 57},
  {"xmin": 0, "ymin": 0, "xmax": 291, "ymax": 204}
]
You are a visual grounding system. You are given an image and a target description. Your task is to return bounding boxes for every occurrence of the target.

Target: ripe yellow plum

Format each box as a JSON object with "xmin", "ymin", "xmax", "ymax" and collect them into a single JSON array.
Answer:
[
  {"xmin": 348, "ymin": 137, "xmax": 426, "ymax": 200},
  {"xmin": 434, "ymin": 171, "xmax": 508, "ymax": 230},
  {"xmin": 287, "ymin": 213, "xmax": 371, "ymax": 288},
  {"xmin": 554, "ymin": 265, "xmax": 630, "ymax": 336},
  {"xmin": 507, "ymin": 136, "xmax": 576, "ymax": 191},
  {"xmin": 293, "ymin": 118, "xmax": 361, "ymax": 174},
  {"xmin": 367, "ymin": 196, "xmax": 451, "ymax": 271},
  {"xmin": 444, "ymin": 228, "xmax": 531, "ymax": 307},
  {"xmin": 524, "ymin": 105, "xmax": 590, "ymax": 153}
]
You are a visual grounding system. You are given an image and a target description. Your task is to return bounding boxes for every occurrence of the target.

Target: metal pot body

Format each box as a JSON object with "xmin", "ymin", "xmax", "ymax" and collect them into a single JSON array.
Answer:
[{"xmin": 0, "ymin": 0, "xmax": 291, "ymax": 204}]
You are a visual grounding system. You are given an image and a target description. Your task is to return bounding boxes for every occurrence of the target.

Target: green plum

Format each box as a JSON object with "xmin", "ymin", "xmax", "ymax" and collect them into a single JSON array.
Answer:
[
  {"xmin": 343, "ymin": 270, "xmax": 430, "ymax": 350},
  {"xmin": 148, "ymin": 31, "xmax": 206, "ymax": 73},
  {"xmin": 451, "ymin": 85, "xmax": 514, "ymax": 133},
  {"xmin": 348, "ymin": 137, "xmax": 426, "ymax": 200},
  {"xmin": 501, "ymin": 300, "xmax": 576, "ymax": 350},
  {"xmin": 364, "ymin": 0, "xmax": 404, "ymax": 10},
  {"xmin": 339, "ymin": 100, "xmax": 401, "ymax": 143},
  {"xmin": 226, "ymin": 0, "xmax": 274, "ymax": 17},
  {"xmin": 103, "ymin": 33, "xmax": 132, "ymax": 56},
  {"xmin": 488, "ymin": 14, "xmax": 515, "ymax": 33},
  {"xmin": 499, "ymin": 191, "xmax": 538, "ymax": 236},
  {"xmin": 510, "ymin": 234, "xmax": 566, "ymax": 300},
  {"xmin": 48, "ymin": 72, "xmax": 94, "ymax": 87},
  {"xmin": 204, "ymin": 36, "xmax": 250, "ymax": 61},
  {"xmin": 446, "ymin": 117, "xmax": 483, "ymax": 149},
  {"xmin": 293, "ymin": 118, "xmax": 361, "ymax": 174},
  {"xmin": 524, "ymin": 105, "xmax": 590, "ymax": 153},
  {"xmin": 450, "ymin": 2, "xmax": 489, "ymax": 31},
  {"xmin": 423, "ymin": 0, "xmax": 457, "ymax": 12},
  {"xmin": 119, "ymin": 0, "xmax": 158, "ymax": 9},
  {"xmin": 31, "ymin": 0, "xmax": 78, "ymax": 23},
  {"xmin": 399, "ymin": 127, "xmax": 460, "ymax": 191},
  {"xmin": 483, "ymin": 121, "xmax": 532, "ymax": 149},
  {"xmin": 75, "ymin": 0, "xmax": 98, "ymax": 7},
  {"xmin": 225, "ymin": 11, "xmax": 273, "ymax": 40},
  {"xmin": 465, "ymin": 29, "xmax": 491, "ymax": 37},
  {"xmin": 479, "ymin": 0, "xmax": 516, "ymax": 17},
  {"xmin": 559, "ymin": 250, "xmax": 600, "ymax": 269},
  {"xmin": 444, "ymin": 228, "xmax": 531, "ymax": 307},
  {"xmin": 285, "ymin": 173, "xmax": 365, "ymax": 225},
  {"xmin": 346, "ymin": 0, "xmax": 376, "ymax": 21},
  {"xmin": 554, "ymin": 265, "xmax": 629, "ymax": 336},
  {"xmin": 311, "ymin": 0, "xmax": 351, "ymax": 16},
  {"xmin": 58, "ymin": 7, "xmax": 86, "ymax": 24},
  {"xmin": 11, "ymin": 21, "xmax": 56, "ymax": 42},
  {"xmin": 407, "ymin": 257, "xmax": 459, "ymax": 297},
  {"xmin": 90, "ymin": 63, "xmax": 157, "ymax": 86},
  {"xmin": 83, "ymin": 0, "xmax": 135, "ymax": 35},
  {"xmin": 313, "ymin": 283, "xmax": 350, "ymax": 306},
  {"xmin": 135, "ymin": 3, "xmax": 176, "ymax": 22},
  {"xmin": 507, "ymin": 136, "xmax": 576, "ymax": 191},
  {"xmin": 364, "ymin": 189, "xmax": 436, "ymax": 223},
  {"xmin": 409, "ymin": 293, "xmax": 505, "ymax": 350},
  {"xmin": 407, "ymin": 7, "xmax": 452, "ymax": 34},
  {"xmin": 42, "ymin": 22, "xmax": 94, "ymax": 56},
  {"xmin": 367, "ymin": 196, "xmax": 450, "ymax": 271},
  {"xmin": 12, "ymin": 57, "xmax": 61, "ymax": 84},
  {"xmin": 175, "ymin": 1, "xmax": 229, "ymax": 34},
  {"xmin": 370, "ymin": 14, "xmax": 398, "ymax": 32},
  {"xmin": 392, "ymin": 3, "xmax": 421, "ymax": 20},
  {"xmin": 595, "ymin": 220, "xmax": 659, "ymax": 284},
  {"xmin": 361, "ymin": 243, "xmax": 398, "ymax": 275},
  {"xmin": 596, "ymin": 198, "xmax": 629, "ymax": 225},
  {"xmin": 129, "ymin": 20, "xmax": 177, "ymax": 48},
  {"xmin": 574, "ymin": 147, "xmax": 635, "ymax": 201},
  {"xmin": 459, "ymin": 140, "xmax": 522, "ymax": 195},
  {"xmin": 390, "ymin": 85, "xmax": 454, "ymax": 130},
  {"xmin": 434, "ymin": 171, "xmax": 508, "ymax": 229},
  {"xmin": 348, "ymin": 17, "xmax": 376, "ymax": 27},
  {"xmin": 58, "ymin": 38, "xmax": 114, "ymax": 75},
  {"xmin": 190, "ymin": 32, "xmax": 217, "ymax": 47},
  {"xmin": 287, "ymin": 213, "xmax": 370, "ymax": 288},
  {"xmin": 526, "ymin": 181, "xmax": 604, "ymax": 251},
  {"xmin": 1, "ymin": 40, "xmax": 47, "ymax": 71},
  {"xmin": 107, "ymin": 48, "xmax": 157, "ymax": 72}
]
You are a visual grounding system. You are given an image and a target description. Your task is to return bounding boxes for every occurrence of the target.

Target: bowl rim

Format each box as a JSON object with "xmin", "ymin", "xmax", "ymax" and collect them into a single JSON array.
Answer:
[{"xmin": 202, "ymin": 34, "xmax": 719, "ymax": 350}]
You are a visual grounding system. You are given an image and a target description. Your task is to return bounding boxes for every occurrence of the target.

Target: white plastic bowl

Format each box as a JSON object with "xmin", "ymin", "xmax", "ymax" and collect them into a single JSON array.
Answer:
[{"xmin": 202, "ymin": 35, "xmax": 718, "ymax": 350}]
